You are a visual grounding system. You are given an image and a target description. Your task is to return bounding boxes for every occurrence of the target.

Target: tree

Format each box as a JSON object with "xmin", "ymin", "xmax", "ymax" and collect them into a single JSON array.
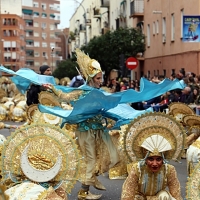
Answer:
[
  {"xmin": 52, "ymin": 59, "xmax": 78, "ymax": 79},
  {"xmin": 81, "ymin": 27, "xmax": 145, "ymax": 77}
]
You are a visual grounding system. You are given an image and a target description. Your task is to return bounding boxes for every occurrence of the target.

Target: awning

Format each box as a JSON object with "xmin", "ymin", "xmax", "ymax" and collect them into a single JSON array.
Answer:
[
  {"xmin": 120, "ymin": 0, "xmax": 126, "ymax": 5},
  {"xmin": 25, "ymin": 30, "xmax": 33, "ymax": 32},
  {"xmin": 34, "ymin": 12, "xmax": 39, "ymax": 15},
  {"xmin": 26, "ymin": 60, "xmax": 34, "ymax": 62},
  {"xmin": 22, "ymin": 9, "xmax": 33, "ymax": 15},
  {"xmin": 50, "ymin": 14, "xmax": 55, "ymax": 18},
  {"xmin": 26, "ymin": 49, "xmax": 33, "ymax": 51},
  {"xmin": 26, "ymin": 40, "xmax": 33, "ymax": 42},
  {"xmin": 25, "ymin": 19, "xmax": 33, "ymax": 23},
  {"xmin": 42, "ymin": 13, "xmax": 47, "ymax": 17}
]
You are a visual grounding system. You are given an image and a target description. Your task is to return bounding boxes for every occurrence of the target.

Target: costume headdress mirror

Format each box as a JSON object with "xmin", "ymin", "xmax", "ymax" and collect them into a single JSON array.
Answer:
[{"xmin": 75, "ymin": 48, "xmax": 102, "ymax": 81}]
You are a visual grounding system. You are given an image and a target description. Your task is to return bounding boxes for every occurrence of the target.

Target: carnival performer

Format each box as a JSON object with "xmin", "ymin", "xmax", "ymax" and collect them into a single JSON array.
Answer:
[
  {"xmin": 1, "ymin": 123, "xmax": 81, "ymax": 200},
  {"xmin": 121, "ymin": 112, "xmax": 185, "ymax": 200},
  {"xmin": 43, "ymin": 49, "xmax": 121, "ymax": 199}
]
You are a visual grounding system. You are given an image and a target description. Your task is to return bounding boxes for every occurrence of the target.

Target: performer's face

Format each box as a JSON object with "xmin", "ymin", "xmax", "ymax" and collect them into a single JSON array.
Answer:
[
  {"xmin": 92, "ymin": 72, "xmax": 102, "ymax": 88},
  {"xmin": 146, "ymin": 156, "xmax": 163, "ymax": 172}
]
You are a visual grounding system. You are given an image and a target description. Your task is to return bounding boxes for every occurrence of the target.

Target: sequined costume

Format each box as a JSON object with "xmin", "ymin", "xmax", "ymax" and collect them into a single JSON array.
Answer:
[
  {"xmin": 121, "ymin": 163, "xmax": 182, "ymax": 200},
  {"xmin": 121, "ymin": 112, "xmax": 185, "ymax": 200},
  {"xmin": 0, "ymin": 123, "xmax": 82, "ymax": 200}
]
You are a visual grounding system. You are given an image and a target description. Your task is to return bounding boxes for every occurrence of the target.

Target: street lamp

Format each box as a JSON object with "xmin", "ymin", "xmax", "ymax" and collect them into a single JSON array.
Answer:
[{"xmin": 51, "ymin": 47, "xmax": 54, "ymax": 71}]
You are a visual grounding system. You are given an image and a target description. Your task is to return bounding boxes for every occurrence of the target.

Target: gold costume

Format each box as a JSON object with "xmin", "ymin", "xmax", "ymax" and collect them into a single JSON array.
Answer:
[
  {"xmin": 121, "ymin": 163, "xmax": 182, "ymax": 200},
  {"xmin": 121, "ymin": 113, "xmax": 185, "ymax": 200}
]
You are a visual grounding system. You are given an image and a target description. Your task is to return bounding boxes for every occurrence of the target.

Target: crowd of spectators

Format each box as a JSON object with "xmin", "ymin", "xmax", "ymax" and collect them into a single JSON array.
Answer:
[{"xmin": 103, "ymin": 69, "xmax": 200, "ymax": 115}]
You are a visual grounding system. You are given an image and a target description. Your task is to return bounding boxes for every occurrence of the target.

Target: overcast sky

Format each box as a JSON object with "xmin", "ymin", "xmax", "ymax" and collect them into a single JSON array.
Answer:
[{"xmin": 59, "ymin": 0, "xmax": 82, "ymax": 29}]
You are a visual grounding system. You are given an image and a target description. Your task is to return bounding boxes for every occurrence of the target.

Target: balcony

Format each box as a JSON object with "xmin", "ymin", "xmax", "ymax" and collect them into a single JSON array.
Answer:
[
  {"xmin": 55, "ymin": 46, "xmax": 61, "ymax": 51},
  {"xmin": 23, "ymin": 14, "xmax": 33, "ymax": 19},
  {"xmin": 130, "ymin": 0, "xmax": 144, "ymax": 17},
  {"xmin": 101, "ymin": 27, "xmax": 110, "ymax": 35},
  {"xmin": 100, "ymin": 0, "xmax": 110, "ymax": 8},
  {"xmin": 80, "ymin": 24, "xmax": 86, "ymax": 32},
  {"xmin": 93, "ymin": 8, "xmax": 101, "ymax": 18}
]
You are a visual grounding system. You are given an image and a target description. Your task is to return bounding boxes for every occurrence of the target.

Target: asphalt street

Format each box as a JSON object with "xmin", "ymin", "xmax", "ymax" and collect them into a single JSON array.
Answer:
[{"xmin": 0, "ymin": 121, "xmax": 187, "ymax": 200}]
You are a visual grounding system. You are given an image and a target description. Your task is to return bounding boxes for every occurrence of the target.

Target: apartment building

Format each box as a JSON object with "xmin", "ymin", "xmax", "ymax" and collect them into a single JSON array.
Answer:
[
  {"xmin": 0, "ymin": 0, "xmax": 25, "ymax": 71},
  {"xmin": 58, "ymin": 28, "xmax": 69, "ymax": 60},
  {"xmin": 68, "ymin": 0, "xmax": 143, "ymax": 79},
  {"xmin": 144, "ymin": 0, "xmax": 200, "ymax": 78},
  {"xmin": 22, "ymin": 0, "xmax": 61, "ymax": 73},
  {"xmin": 68, "ymin": 0, "xmax": 109, "ymax": 56},
  {"xmin": 69, "ymin": 0, "xmax": 200, "ymax": 78}
]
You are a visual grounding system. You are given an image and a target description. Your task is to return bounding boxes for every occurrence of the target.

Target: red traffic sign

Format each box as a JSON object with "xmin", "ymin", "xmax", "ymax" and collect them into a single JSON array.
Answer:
[{"xmin": 126, "ymin": 57, "xmax": 138, "ymax": 70}]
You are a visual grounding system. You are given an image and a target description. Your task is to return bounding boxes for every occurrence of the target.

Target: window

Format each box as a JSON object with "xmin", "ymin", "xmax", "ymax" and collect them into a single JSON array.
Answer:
[
  {"xmin": 50, "ymin": 24, "xmax": 54, "ymax": 30},
  {"xmin": 147, "ymin": 71, "xmax": 151, "ymax": 78},
  {"xmin": 163, "ymin": 69, "xmax": 166, "ymax": 77},
  {"xmin": 34, "ymin": 52, "xmax": 40, "ymax": 57},
  {"xmin": 42, "ymin": 42, "xmax": 47, "ymax": 47},
  {"xmin": 42, "ymin": 52, "xmax": 47, "ymax": 57},
  {"xmin": 41, "ymin": 23, "xmax": 46, "ymax": 29},
  {"xmin": 35, "ymin": 62, "xmax": 40, "ymax": 66},
  {"xmin": 180, "ymin": 9, "xmax": 184, "ymax": 38},
  {"xmin": 171, "ymin": 13, "xmax": 175, "ymax": 41},
  {"xmin": 157, "ymin": 70, "xmax": 159, "ymax": 76},
  {"xmin": 50, "ymin": 33, "xmax": 55, "ymax": 38},
  {"xmin": 33, "ymin": 2, "xmax": 39, "ymax": 7},
  {"xmin": 41, "ymin": 13, "xmax": 47, "ymax": 18},
  {"xmin": 156, "ymin": 20, "xmax": 159, "ymax": 34},
  {"xmin": 162, "ymin": 17, "xmax": 166, "ymax": 43},
  {"xmin": 42, "ymin": 4, "xmax": 46, "ymax": 10},
  {"xmin": 34, "ymin": 22, "xmax": 39, "ymax": 27},
  {"xmin": 153, "ymin": 22, "xmax": 156, "ymax": 35},
  {"xmin": 147, "ymin": 24, "xmax": 150, "ymax": 47},
  {"xmin": 50, "ymin": 43, "xmax": 55, "ymax": 48},
  {"xmin": 42, "ymin": 33, "xmax": 46, "ymax": 39},
  {"xmin": 34, "ymin": 41, "xmax": 40, "ymax": 47},
  {"xmin": 34, "ymin": 32, "xmax": 39, "ymax": 37},
  {"xmin": 33, "ymin": 12, "xmax": 39, "ymax": 17}
]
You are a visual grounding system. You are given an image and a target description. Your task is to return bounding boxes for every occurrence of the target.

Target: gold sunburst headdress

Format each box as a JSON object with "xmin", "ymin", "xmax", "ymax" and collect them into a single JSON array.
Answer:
[
  {"xmin": 1, "ymin": 123, "xmax": 81, "ymax": 194},
  {"xmin": 75, "ymin": 48, "xmax": 102, "ymax": 81},
  {"xmin": 122, "ymin": 112, "xmax": 186, "ymax": 163}
]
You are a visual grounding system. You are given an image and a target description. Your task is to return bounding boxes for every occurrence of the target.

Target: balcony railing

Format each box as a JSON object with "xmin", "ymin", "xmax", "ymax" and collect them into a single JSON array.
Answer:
[{"xmin": 130, "ymin": 0, "xmax": 144, "ymax": 16}]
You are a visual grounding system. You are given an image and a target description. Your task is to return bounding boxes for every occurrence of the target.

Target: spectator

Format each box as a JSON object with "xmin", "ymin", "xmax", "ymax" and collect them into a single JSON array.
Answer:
[
  {"xmin": 108, "ymin": 79, "xmax": 120, "ymax": 93},
  {"xmin": 180, "ymin": 86, "xmax": 193, "ymax": 104},
  {"xmin": 69, "ymin": 74, "xmax": 85, "ymax": 87},
  {"xmin": 142, "ymin": 96, "xmax": 161, "ymax": 110},
  {"xmin": 26, "ymin": 65, "xmax": 52, "ymax": 106}
]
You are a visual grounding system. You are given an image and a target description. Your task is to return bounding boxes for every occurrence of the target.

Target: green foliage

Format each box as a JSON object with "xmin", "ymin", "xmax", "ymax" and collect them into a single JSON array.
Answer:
[
  {"xmin": 52, "ymin": 59, "xmax": 78, "ymax": 79},
  {"xmin": 81, "ymin": 27, "xmax": 145, "ymax": 75}
]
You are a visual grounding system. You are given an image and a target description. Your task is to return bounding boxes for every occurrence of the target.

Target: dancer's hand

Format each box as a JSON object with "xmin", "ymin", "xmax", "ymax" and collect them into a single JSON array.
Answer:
[{"xmin": 42, "ymin": 83, "xmax": 52, "ymax": 89}]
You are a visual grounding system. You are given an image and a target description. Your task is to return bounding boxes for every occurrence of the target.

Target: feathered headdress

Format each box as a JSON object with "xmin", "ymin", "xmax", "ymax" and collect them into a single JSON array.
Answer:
[{"xmin": 75, "ymin": 48, "xmax": 102, "ymax": 81}]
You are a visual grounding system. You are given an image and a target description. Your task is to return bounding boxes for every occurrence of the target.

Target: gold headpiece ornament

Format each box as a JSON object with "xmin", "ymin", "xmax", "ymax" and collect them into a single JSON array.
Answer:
[
  {"xmin": 122, "ymin": 112, "xmax": 186, "ymax": 162},
  {"xmin": 75, "ymin": 48, "xmax": 102, "ymax": 81},
  {"xmin": 0, "ymin": 123, "xmax": 81, "ymax": 193}
]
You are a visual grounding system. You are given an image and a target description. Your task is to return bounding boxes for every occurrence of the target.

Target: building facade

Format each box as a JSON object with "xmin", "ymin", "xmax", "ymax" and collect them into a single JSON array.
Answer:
[
  {"xmin": 22, "ymin": 0, "xmax": 61, "ymax": 73},
  {"xmin": 69, "ymin": 0, "xmax": 200, "ymax": 79},
  {"xmin": 0, "ymin": 0, "xmax": 25, "ymax": 71},
  {"xmin": 68, "ymin": 0, "xmax": 143, "ymax": 80},
  {"xmin": 144, "ymin": 0, "xmax": 200, "ymax": 78}
]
